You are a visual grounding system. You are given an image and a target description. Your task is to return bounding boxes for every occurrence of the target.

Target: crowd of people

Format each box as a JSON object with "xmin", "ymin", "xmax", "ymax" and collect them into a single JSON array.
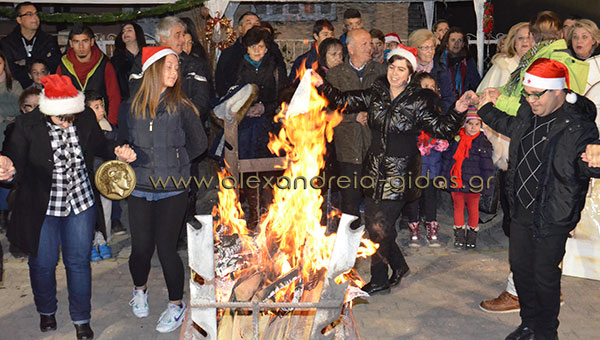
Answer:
[{"xmin": 1, "ymin": 2, "xmax": 600, "ymax": 340}]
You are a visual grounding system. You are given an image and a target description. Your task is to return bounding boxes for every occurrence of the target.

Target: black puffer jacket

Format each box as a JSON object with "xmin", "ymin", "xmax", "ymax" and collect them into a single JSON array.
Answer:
[
  {"xmin": 479, "ymin": 95, "xmax": 600, "ymax": 238},
  {"xmin": 321, "ymin": 77, "xmax": 465, "ymax": 201},
  {"xmin": 118, "ymin": 99, "xmax": 207, "ymax": 192}
]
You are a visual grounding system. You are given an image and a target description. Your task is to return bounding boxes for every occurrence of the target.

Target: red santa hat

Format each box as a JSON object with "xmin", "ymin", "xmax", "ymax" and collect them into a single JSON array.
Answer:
[
  {"xmin": 141, "ymin": 46, "xmax": 178, "ymax": 73},
  {"xmin": 387, "ymin": 43, "xmax": 418, "ymax": 71},
  {"xmin": 39, "ymin": 74, "xmax": 85, "ymax": 116},
  {"xmin": 385, "ymin": 33, "xmax": 401, "ymax": 45},
  {"xmin": 523, "ymin": 58, "xmax": 577, "ymax": 103}
]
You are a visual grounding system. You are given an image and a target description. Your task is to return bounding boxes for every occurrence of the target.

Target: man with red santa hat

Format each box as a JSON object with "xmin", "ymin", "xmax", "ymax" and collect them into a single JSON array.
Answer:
[{"xmin": 477, "ymin": 58, "xmax": 600, "ymax": 340}]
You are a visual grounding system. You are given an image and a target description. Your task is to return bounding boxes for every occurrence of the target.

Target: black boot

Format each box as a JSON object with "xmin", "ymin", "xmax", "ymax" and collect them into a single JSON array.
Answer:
[
  {"xmin": 361, "ymin": 281, "xmax": 391, "ymax": 295},
  {"xmin": 466, "ymin": 227, "xmax": 478, "ymax": 249},
  {"xmin": 40, "ymin": 314, "xmax": 57, "ymax": 332},
  {"xmin": 74, "ymin": 323, "xmax": 94, "ymax": 340},
  {"xmin": 454, "ymin": 226, "xmax": 465, "ymax": 248},
  {"xmin": 389, "ymin": 264, "xmax": 410, "ymax": 287}
]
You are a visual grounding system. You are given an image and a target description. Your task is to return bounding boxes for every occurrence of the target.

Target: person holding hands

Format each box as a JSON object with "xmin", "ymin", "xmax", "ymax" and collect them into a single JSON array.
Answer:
[{"xmin": 0, "ymin": 74, "xmax": 135, "ymax": 340}]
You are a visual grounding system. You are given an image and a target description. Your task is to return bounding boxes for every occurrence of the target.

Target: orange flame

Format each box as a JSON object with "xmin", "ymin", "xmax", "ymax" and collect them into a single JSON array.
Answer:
[
  {"xmin": 334, "ymin": 268, "xmax": 365, "ymax": 288},
  {"xmin": 213, "ymin": 61, "xmax": 375, "ymax": 302}
]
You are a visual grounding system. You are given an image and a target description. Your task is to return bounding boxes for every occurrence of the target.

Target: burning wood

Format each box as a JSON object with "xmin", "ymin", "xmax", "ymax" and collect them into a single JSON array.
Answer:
[{"xmin": 184, "ymin": 68, "xmax": 375, "ymax": 339}]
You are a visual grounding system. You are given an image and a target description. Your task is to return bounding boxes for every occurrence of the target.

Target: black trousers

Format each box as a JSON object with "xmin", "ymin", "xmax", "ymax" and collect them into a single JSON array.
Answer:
[
  {"xmin": 364, "ymin": 197, "xmax": 409, "ymax": 285},
  {"xmin": 419, "ymin": 185, "xmax": 438, "ymax": 222},
  {"xmin": 128, "ymin": 192, "xmax": 188, "ymax": 301},
  {"xmin": 499, "ymin": 170, "xmax": 512, "ymax": 236},
  {"xmin": 338, "ymin": 162, "xmax": 363, "ymax": 230},
  {"xmin": 510, "ymin": 204, "xmax": 568, "ymax": 340},
  {"xmin": 404, "ymin": 185, "xmax": 438, "ymax": 223}
]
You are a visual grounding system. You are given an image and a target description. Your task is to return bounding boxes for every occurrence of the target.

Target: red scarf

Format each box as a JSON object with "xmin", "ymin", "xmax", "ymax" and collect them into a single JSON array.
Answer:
[{"xmin": 450, "ymin": 128, "xmax": 480, "ymax": 188}]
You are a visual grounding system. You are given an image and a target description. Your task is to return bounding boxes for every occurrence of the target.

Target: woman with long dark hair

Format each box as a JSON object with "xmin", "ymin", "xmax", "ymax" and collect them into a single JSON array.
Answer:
[
  {"xmin": 435, "ymin": 27, "xmax": 481, "ymax": 96},
  {"xmin": 119, "ymin": 46, "xmax": 207, "ymax": 334},
  {"xmin": 111, "ymin": 22, "xmax": 147, "ymax": 100}
]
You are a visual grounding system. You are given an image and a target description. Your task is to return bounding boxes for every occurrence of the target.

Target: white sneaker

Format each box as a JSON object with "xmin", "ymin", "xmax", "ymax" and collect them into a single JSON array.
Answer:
[
  {"xmin": 156, "ymin": 301, "xmax": 186, "ymax": 333},
  {"xmin": 129, "ymin": 288, "xmax": 149, "ymax": 318}
]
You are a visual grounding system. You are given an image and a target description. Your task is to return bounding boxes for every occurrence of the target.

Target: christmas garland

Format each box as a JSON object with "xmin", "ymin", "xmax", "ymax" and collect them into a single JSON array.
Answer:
[
  {"xmin": 483, "ymin": 1, "xmax": 494, "ymax": 35},
  {"xmin": 205, "ymin": 16, "xmax": 236, "ymax": 51},
  {"xmin": 0, "ymin": 0, "xmax": 204, "ymax": 24}
]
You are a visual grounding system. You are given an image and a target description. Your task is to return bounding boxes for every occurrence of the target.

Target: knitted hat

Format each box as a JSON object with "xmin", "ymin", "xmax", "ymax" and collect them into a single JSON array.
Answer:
[
  {"xmin": 387, "ymin": 43, "xmax": 418, "ymax": 71},
  {"xmin": 385, "ymin": 33, "xmax": 401, "ymax": 45},
  {"xmin": 523, "ymin": 58, "xmax": 577, "ymax": 103},
  {"xmin": 141, "ymin": 46, "xmax": 178, "ymax": 73},
  {"xmin": 38, "ymin": 74, "xmax": 85, "ymax": 116},
  {"xmin": 465, "ymin": 106, "xmax": 481, "ymax": 124}
]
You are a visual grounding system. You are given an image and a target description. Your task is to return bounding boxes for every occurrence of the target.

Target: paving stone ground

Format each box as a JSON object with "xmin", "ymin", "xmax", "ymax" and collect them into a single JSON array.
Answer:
[{"xmin": 1, "ymin": 192, "xmax": 599, "ymax": 340}]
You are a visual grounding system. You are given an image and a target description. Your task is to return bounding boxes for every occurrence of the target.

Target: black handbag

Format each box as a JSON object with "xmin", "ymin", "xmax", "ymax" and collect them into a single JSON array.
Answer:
[{"xmin": 479, "ymin": 170, "xmax": 500, "ymax": 223}]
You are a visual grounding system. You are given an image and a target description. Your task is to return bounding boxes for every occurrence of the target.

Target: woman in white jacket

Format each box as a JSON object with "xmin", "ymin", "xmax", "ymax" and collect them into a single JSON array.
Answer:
[
  {"xmin": 567, "ymin": 19, "xmax": 600, "ymax": 260},
  {"xmin": 477, "ymin": 22, "xmax": 533, "ymax": 92},
  {"xmin": 476, "ymin": 22, "xmax": 533, "ymax": 171}
]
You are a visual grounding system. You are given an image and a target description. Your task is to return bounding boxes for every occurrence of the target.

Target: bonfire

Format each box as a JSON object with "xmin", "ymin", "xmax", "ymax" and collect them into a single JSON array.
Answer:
[{"xmin": 184, "ymin": 66, "xmax": 378, "ymax": 340}]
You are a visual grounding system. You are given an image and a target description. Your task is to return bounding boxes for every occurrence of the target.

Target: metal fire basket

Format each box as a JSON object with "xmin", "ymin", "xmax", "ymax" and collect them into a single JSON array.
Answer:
[{"xmin": 186, "ymin": 214, "xmax": 363, "ymax": 340}]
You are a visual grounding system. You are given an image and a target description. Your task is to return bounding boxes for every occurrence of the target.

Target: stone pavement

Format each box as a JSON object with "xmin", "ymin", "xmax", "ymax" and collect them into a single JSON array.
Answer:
[{"xmin": 1, "ymin": 192, "xmax": 599, "ymax": 340}]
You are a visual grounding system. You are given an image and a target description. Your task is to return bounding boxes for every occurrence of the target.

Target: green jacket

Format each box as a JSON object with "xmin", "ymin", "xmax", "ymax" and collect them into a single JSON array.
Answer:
[{"xmin": 495, "ymin": 39, "xmax": 590, "ymax": 116}]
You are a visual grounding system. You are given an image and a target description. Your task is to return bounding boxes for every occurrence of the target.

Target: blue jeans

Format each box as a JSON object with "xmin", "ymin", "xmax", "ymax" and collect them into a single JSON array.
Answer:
[{"xmin": 28, "ymin": 206, "xmax": 96, "ymax": 323}]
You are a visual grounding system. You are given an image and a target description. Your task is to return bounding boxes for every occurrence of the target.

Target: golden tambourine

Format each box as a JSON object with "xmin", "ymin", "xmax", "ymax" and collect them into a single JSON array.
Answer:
[{"xmin": 94, "ymin": 160, "xmax": 136, "ymax": 200}]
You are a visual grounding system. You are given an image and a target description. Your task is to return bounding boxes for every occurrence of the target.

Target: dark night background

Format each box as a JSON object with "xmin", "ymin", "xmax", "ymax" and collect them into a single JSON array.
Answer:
[{"xmin": 436, "ymin": 0, "xmax": 600, "ymax": 36}]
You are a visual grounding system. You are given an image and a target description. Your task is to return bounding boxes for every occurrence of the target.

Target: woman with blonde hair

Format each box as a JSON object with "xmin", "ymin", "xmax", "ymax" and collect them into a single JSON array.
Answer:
[
  {"xmin": 477, "ymin": 22, "xmax": 533, "ymax": 92},
  {"xmin": 408, "ymin": 28, "xmax": 456, "ymax": 111},
  {"xmin": 567, "ymin": 18, "xmax": 600, "ymax": 285},
  {"xmin": 119, "ymin": 46, "xmax": 207, "ymax": 334},
  {"xmin": 568, "ymin": 19, "xmax": 600, "ymax": 117}
]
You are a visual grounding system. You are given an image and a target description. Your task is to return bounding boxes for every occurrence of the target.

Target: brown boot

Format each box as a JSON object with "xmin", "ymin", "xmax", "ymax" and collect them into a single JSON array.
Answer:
[
  {"xmin": 479, "ymin": 291, "xmax": 520, "ymax": 313},
  {"xmin": 408, "ymin": 222, "xmax": 421, "ymax": 248},
  {"xmin": 425, "ymin": 221, "xmax": 441, "ymax": 247}
]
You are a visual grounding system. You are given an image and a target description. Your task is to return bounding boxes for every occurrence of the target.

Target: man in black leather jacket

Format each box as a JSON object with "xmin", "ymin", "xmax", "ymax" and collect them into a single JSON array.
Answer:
[{"xmin": 478, "ymin": 58, "xmax": 600, "ymax": 340}]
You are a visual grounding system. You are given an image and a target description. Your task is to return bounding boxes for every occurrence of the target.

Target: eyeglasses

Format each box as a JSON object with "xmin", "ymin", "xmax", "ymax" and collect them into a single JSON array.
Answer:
[
  {"xmin": 19, "ymin": 11, "xmax": 38, "ymax": 18},
  {"xmin": 521, "ymin": 89, "xmax": 549, "ymax": 101},
  {"xmin": 418, "ymin": 46, "xmax": 435, "ymax": 51}
]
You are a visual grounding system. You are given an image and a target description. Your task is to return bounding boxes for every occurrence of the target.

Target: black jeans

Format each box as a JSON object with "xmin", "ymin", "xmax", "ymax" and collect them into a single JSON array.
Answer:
[
  {"xmin": 364, "ymin": 197, "xmax": 409, "ymax": 285},
  {"xmin": 128, "ymin": 192, "xmax": 188, "ymax": 301},
  {"xmin": 338, "ymin": 162, "xmax": 363, "ymax": 230},
  {"xmin": 509, "ymin": 204, "xmax": 568, "ymax": 340}
]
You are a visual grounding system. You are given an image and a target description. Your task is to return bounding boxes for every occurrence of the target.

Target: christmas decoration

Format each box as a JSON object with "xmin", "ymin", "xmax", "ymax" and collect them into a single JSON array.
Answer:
[
  {"xmin": 205, "ymin": 16, "xmax": 236, "ymax": 51},
  {"xmin": 0, "ymin": 0, "xmax": 204, "ymax": 24},
  {"xmin": 483, "ymin": 1, "xmax": 494, "ymax": 35}
]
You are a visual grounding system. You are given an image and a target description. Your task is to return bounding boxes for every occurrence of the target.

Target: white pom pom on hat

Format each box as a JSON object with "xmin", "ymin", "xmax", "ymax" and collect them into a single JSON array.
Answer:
[
  {"xmin": 522, "ymin": 57, "xmax": 577, "ymax": 104},
  {"xmin": 386, "ymin": 44, "xmax": 418, "ymax": 71},
  {"xmin": 38, "ymin": 74, "xmax": 85, "ymax": 116}
]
